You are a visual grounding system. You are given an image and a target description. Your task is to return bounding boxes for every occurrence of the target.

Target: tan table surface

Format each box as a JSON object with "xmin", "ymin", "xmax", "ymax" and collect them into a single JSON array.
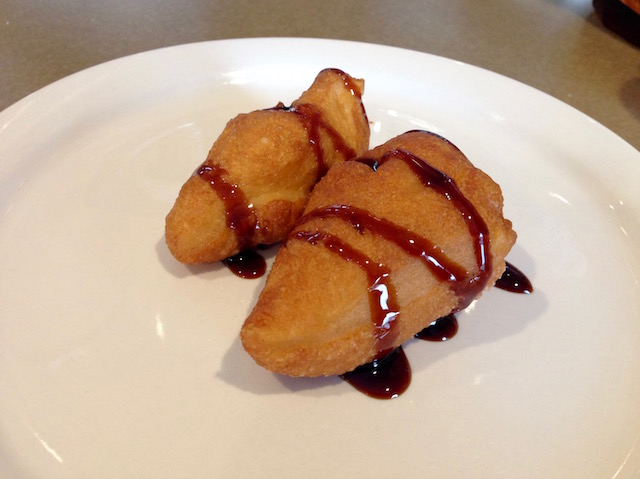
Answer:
[{"xmin": 2, "ymin": 0, "xmax": 639, "ymax": 151}]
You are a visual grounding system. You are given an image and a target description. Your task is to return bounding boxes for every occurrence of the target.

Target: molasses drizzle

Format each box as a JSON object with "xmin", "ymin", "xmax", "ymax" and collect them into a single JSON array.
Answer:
[
  {"xmin": 415, "ymin": 313, "xmax": 459, "ymax": 342},
  {"xmin": 495, "ymin": 261, "xmax": 533, "ymax": 294},
  {"xmin": 197, "ymin": 163, "xmax": 257, "ymax": 251},
  {"xmin": 357, "ymin": 148, "xmax": 492, "ymax": 311},
  {"xmin": 285, "ymin": 102, "xmax": 359, "ymax": 179},
  {"xmin": 298, "ymin": 204, "xmax": 467, "ymax": 293},
  {"xmin": 222, "ymin": 250, "xmax": 267, "ymax": 279},
  {"xmin": 340, "ymin": 347, "xmax": 411, "ymax": 400},
  {"xmin": 292, "ymin": 231, "xmax": 400, "ymax": 352}
]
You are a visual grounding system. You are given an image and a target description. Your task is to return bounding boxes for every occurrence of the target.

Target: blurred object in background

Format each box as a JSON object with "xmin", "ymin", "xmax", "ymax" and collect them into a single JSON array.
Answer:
[{"xmin": 593, "ymin": 0, "xmax": 640, "ymax": 46}]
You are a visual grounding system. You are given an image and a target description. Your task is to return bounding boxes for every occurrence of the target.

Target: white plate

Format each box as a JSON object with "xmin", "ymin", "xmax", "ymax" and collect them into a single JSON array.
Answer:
[{"xmin": 1, "ymin": 38, "xmax": 639, "ymax": 479}]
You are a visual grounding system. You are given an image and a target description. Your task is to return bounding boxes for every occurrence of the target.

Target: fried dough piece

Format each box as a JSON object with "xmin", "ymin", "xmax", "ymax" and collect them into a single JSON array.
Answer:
[
  {"xmin": 165, "ymin": 68, "xmax": 370, "ymax": 264},
  {"xmin": 241, "ymin": 130, "xmax": 517, "ymax": 377}
]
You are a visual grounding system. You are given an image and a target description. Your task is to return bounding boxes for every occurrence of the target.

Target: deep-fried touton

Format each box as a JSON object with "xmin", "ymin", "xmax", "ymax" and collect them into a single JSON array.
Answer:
[
  {"xmin": 241, "ymin": 130, "xmax": 517, "ymax": 377},
  {"xmin": 165, "ymin": 68, "xmax": 370, "ymax": 264}
]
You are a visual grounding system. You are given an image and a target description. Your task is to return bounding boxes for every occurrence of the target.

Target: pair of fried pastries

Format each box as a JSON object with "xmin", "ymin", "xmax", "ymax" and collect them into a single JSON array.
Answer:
[
  {"xmin": 165, "ymin": 68, "xmax": 370, "ymax": 264},
  {"xmin": 164, "ymin": 71, "xmax": 516, "ymax": 378},
  {"xmin": 241, "ymin": 130, "xmax": 517, "ymax": 377}
]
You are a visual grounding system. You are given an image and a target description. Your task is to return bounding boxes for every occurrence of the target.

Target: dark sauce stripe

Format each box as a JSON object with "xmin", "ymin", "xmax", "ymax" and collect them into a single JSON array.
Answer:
[
  {"xmin": 415, "ymin": 313, "xmax": 458, "ymax": 341},
  {"xmin": 292, "ymin": 231, "xmax": 400, "ymax": 353},
  {"xmin": 298, "ymin": 204, "xmax": 467, "ymax": 289},
  {"xmin": 355, "ymin": 148, "xmax": 492, "ymax": 310},
  {"xmin": 199, "ymin": 69, "xmax": 362, "ymax": 253},
  {"xmin": 340, "ymin": 347, "xmax": 410, "ymax": 400},
  {"xmin": 222, "ymin": 250, "xmax": 266, "ymax": 279},
  {"xmin": 288, "ymin": 103, "xmax": 358, "ymax": 178},
  {"xmin": 197, "ymin": 163, "xmax": 257, "ymax": 251},
  {"xmin": 495, "ymin": 261, "xmax": 533, "ymax": 293},
  {"xmin": 328, "ymin": 67, "xmax": 368, "ymax": 122}
]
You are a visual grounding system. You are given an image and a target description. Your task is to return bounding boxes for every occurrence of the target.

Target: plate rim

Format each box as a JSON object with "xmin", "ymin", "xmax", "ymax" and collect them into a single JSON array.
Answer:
[{"xmin": 1, "ymin": 37, "xmax": 639, "ymax": 479}]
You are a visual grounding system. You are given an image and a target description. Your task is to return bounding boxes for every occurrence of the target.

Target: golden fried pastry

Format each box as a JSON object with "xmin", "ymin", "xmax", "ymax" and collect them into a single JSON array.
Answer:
[
  {"xmin": 165, "ymin": 68, "xmax": 370, "ymax": 264},
  {"xmin": 241, "ymin": 130, "xmax": 517, "ymax": 377}
]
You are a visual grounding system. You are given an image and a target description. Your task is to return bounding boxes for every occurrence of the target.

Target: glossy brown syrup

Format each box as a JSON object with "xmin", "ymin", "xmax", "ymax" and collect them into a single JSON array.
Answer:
[
  {"xmin": 222, "ymin": 250, "xmax": 267, "ymax": 279},
  {"xmin": 340, "ymin": 347, "xmax": 411, "ymax": 400},
  {"xmin": 415, "ymin": 313, "xmax": 459, "ymax": 342},
  {"xmin": 197, "ymin": 69, "xmax": 363, "ymax": 276},
  {"xmin": 495, "ymin": 261, "xmax": 533, "ymax": 294},
  {"xmin": 329, "ymin": 67, "xmax": 366, "ymax": 107},
  {"xmin": 299, "ymin": 204, "xmax": 467, "ymax": 292},
  {"xmin": 197, "ymin": 163, "xmax": 257, "ymax": 251},
  {"xmin": 357, "ymin": 148, "xmax": 492, "ymax": 310},
  {"xmin": 285, "ymin": 102, "xmax": 358, "ymax": 178},
  {"xmin": 292, "ymin": 231, "xmax": 400, "ymax": 352}
]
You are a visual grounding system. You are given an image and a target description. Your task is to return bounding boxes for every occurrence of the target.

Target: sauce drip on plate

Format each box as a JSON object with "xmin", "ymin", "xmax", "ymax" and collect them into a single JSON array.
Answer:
[
  {"xmin": 340, "ymin": 348, "xmax": 411, "ymax": 400},
  {"xmin": 415, "ymin": 314, "xmax": 459, "ymax": 342},
  {"xmin": 222, "ymin": 250, "xmax": 267, "ymax": 279},
  {"xmin": 495, "ymin": 261, "xmax": 533, "ymax": 294}
]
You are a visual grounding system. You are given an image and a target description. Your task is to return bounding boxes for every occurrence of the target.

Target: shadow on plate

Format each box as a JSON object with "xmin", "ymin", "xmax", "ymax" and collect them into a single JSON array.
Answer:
[
  {"xmin": 155, "ymin": 236, "xmax": 225, "ymax": 278},
  {"xmin": 406, "ymin": 244, "xmax": 547, "ymax": 373},
  {"xmin": 216, "ymin": 335, "xmax": 345, "ymax": 397}
]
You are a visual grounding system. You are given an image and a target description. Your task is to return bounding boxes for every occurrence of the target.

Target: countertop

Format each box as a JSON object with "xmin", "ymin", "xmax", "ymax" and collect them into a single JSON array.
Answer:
[{"xmin": 2, "ymin": 0, "xmax": 639, "ymax": 150}]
